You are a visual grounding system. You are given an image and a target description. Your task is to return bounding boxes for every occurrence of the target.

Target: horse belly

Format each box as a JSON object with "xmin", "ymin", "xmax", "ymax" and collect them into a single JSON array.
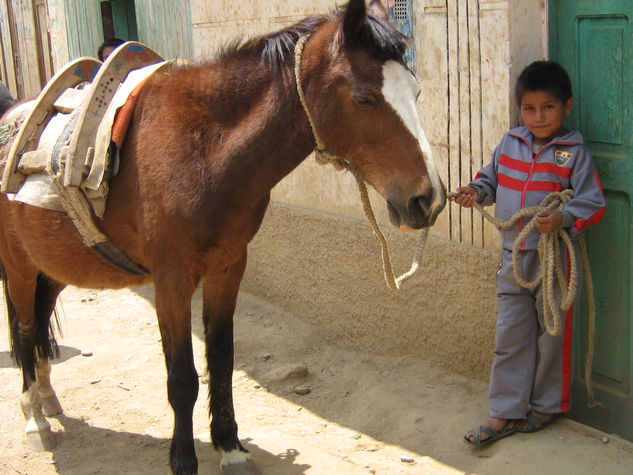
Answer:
[{"xmin": 1, "ymin": 199, "xmax": 148, "ymax": 288}]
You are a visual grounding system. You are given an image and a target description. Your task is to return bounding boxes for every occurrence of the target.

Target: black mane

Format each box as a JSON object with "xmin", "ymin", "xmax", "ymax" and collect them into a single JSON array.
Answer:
[{"xmin": 217, "ymin": 7, "xmax": 408, "ymax": 75}]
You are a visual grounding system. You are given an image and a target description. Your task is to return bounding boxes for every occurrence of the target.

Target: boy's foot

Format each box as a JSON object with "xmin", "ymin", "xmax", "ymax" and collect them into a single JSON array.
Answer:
[
  {"xmin": 463, "ymin": 417, "xmax": 517, "ymax": 447},
  {"xmin": 516, "ymin": 410, "xmax": 559, "ymax": 433}
]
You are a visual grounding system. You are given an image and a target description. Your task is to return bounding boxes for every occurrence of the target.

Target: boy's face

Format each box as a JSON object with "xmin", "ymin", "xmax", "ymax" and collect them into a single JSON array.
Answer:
[
  {"xmin": 519, "ymin": 90, "xmax": 573, "ymax": 146},
  {"xmin": 102, "ymin": 46, "xmax": 116, "ymax": 61}
]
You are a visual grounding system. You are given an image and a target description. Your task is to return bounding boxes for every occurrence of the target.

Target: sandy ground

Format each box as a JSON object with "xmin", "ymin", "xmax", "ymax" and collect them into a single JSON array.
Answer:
[{"xmin": 1, "ymin": 285, "xmax": 633, "ymax": 475}]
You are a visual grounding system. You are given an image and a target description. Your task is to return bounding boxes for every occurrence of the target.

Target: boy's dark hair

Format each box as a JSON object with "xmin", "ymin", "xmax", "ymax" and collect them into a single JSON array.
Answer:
[
  {"xmin": 515, "ymin": 60, "xmax": 572, "ymax": 105},
  {"xmin": 98, "ymin": 38, "xmax": 125, "ymax": 61}
]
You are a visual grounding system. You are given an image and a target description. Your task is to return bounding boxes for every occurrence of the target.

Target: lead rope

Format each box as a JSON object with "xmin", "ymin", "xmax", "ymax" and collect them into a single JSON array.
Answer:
[
  {"xmin": 448, "ymin": 190, "xmax": 600, "ymax": 408},
  {"xmin": 294, "ymin": 36, "xmax": 428, "ymax": 290}
]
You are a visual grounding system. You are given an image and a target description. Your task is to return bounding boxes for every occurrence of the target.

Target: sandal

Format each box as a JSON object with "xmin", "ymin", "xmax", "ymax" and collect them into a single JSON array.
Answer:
[
  {"xmin": 516, "ymin": 411, "xmax": 559, "ymax": 433},
  {"xmin": 463, "ymin": 419, "xmax": 517, "ymax": 447}
]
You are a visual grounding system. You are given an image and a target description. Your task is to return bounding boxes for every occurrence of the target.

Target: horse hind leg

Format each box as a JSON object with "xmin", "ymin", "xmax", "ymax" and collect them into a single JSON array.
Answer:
[
  {"xmin": 4, "ymin": 265, "xmax": 64, "ymax": 451},
  {"xmin": 36, "ymin": 358, "xmax": 63, "ymax": 416},
  {"xmin": 33, "ymin": 273, "xmax": 65, "ymax": 416},
  {"xmin": 21, "ymin": 378, "xmax": 56, "ymax": 451}
]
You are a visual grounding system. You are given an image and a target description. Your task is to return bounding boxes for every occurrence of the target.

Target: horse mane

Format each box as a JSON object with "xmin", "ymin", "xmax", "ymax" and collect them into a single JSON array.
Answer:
[{"xmin": 217, "ymin": 7, "xmax": 409, "ymax": 77}]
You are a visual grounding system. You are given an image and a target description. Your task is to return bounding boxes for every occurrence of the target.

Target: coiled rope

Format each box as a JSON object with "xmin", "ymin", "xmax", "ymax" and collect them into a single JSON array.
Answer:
[
  {"xmin": 448, "ymin": 190, "xmax": 600, "ymax": 408},
  {"xmin": 294, "ymin": 35, "xmax": 428, "ymax": 291}
]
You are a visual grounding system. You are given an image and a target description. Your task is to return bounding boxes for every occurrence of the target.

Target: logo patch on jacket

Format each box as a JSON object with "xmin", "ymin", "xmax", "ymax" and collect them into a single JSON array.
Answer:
[{"xmin": 555, "ymin": 150, "xmax": 573, "ymax": 167}]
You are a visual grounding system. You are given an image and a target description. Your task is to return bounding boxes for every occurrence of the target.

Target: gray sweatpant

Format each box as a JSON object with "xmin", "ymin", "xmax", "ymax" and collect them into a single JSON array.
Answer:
[{"xmin": 489, "ymin": 244, "xmax": 581, "ymax": 419}]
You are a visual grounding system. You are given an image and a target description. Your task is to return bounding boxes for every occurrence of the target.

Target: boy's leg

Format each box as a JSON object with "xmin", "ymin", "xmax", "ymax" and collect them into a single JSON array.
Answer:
[
  {"xmin": 531, "ymin": 241, "xmax": 582, "ymax": 414},
  {"xmin": 489, "ymin": 249, "xmax": 541, "ymax": 420}
]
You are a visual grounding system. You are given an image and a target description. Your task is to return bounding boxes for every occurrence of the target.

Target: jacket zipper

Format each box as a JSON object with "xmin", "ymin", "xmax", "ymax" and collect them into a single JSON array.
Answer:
[{"xmin": 508, "ymin": 134, "xmax": 579, "ymax": 250}]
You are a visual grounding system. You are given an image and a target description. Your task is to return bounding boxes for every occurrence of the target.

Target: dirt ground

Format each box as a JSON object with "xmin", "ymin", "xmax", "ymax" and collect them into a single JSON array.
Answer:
[{"xmin": 1, "ymin": 285, "xmax": 633, "ymax": 475}]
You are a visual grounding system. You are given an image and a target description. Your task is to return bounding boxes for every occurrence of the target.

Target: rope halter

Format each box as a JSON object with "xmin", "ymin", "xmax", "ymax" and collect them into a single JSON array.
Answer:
[
  {"xmin": 293, "ymin": 35, "xmax": 430, "ymax": 290},
  {"xmin": 293, "ymin": 36, "xmax": 348, "ymax": 171}
]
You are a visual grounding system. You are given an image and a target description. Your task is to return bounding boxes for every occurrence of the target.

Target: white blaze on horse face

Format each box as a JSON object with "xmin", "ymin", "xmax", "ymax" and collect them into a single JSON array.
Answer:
[{"xmin": 381, "ymin": 61, "xmax": 443, "ymax": 212}]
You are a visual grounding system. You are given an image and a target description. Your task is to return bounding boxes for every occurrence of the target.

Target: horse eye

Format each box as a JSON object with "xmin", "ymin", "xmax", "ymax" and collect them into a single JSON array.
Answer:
[{"xmin": 352, "ymin": 94, "xmax": 378, "ymax": 107}]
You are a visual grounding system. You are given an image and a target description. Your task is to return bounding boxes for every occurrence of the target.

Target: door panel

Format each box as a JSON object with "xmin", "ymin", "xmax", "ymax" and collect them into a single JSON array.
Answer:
[
  {"xmin": 550, "ymin": 0, "xmax": 633, "ymax": 441},
  {"xmin": 588, "ymin": 190, "xmax": 629, "ymax": 392},
  {"xmin": 578, "ymin": 18, "xmax": 624, "ymax": 145}
]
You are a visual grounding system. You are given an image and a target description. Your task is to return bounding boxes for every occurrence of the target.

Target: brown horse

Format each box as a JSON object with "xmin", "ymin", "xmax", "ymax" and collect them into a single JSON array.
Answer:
[{"xmin": 0, "ymin": 1, "xmax": 445, "ymax": 473}]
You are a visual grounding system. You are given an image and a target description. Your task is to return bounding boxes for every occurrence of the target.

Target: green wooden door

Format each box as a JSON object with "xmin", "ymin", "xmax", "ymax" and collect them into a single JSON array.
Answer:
[
  {"xmin": 550, "ymin": 0, "xmax": 633, "ymax": 442},
  {"xmin": 99, "ymin": 0, "xmax": 138, "ymax": 42}
]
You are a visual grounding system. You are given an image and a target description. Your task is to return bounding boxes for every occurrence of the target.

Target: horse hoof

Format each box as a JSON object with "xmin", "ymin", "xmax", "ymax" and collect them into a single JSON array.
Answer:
[
  {"xmin": 221, "ymin": 459, "xmax": 261, "ymax": 475},
  {"xmin": 41, "ymin": 395, "xmax": 63, "ymax": 416},
  {"xmin": 25, "ymin": 425, "xmax": 56, "ymax": 451},
  {"xmin": 167, "ymin": 469, "xmax": 197, "ymax": 475},
  {"xmin": 25, "ymin": 415, "xmax": 56, "ymax": 451}
]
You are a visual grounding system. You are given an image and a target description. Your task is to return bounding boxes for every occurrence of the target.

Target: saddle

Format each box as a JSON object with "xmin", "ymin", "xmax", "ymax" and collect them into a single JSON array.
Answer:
[{"xmin": 0, "ymin": 42, "xmax": 168, "ymax": 275}]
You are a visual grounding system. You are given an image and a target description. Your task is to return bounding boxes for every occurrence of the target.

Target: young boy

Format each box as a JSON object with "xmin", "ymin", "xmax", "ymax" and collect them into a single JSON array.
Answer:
[{"xmin": 453, "ymin": 60, "xmax": 606, "ymax": 446}]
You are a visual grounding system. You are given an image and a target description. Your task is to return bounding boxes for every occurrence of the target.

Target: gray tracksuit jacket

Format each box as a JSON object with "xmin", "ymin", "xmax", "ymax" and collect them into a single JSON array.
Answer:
[{"xmin": 469, "ymin": 126, "xmax": 606, "ymax": 250}]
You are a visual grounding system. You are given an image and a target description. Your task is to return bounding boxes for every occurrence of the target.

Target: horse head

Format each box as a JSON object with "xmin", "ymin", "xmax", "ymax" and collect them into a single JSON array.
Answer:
[{"xmin": 297, "ymin": 0, "xmax": 446, "ymax": 230}]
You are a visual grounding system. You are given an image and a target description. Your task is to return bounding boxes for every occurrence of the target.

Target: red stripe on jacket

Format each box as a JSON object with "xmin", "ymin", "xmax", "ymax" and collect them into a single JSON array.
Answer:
[
  {"xmin": 574, "ymin": 171, "xmax": 606, "ymax": 231},
  {"xmin": 500, "ymin": 154, "xmax": 572, "ymax": 178},
  {"xmin": 498, "ymin": 173, "xmax": 524, "ymax": 191},
  {"xmin": 499, "ymin": 154, "xmax": 530, "ymax": 173},
  {"xmin": 498, "ymin": 173, "xmax": 564, "ymax": 192},
  {"xmin": 575, "ymin": 207, "xmax": 606, "ymax": 231},
  {"xmin": 534, "ymin": 162, "xmax": 572, "ymax": 178},
  {"xmin": 526, "ymin": 181, "xmax": 563, "ymax": 192},
  {"xmin": 560, "ymin": 251, "xmax": 574, "ymax": 413}
]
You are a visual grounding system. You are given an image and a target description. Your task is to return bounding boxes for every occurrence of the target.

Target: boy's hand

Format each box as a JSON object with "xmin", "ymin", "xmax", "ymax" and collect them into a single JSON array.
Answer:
[
  {"xmin": 450, "ymin": 186, "xmax": 479, "ymax": 208},
  {"xmin": 534, "ymin": 211, "xmax": 563, "ymax": 234}
]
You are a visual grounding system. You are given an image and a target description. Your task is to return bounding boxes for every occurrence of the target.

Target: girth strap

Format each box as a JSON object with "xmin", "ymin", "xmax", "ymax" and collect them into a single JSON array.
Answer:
[{"xmin": 92, "ymin": 242, "xmax": 148, "ymax": 276}]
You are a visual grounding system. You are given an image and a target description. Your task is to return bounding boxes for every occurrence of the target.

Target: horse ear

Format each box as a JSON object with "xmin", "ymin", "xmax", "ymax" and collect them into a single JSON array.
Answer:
[
  {"xmin": 343, "ymin": 0, "xmax": 367, "ymax": 44},
  {"xmin": 368, "ymin": 0, "xmax": 389, "ymax": 21}
]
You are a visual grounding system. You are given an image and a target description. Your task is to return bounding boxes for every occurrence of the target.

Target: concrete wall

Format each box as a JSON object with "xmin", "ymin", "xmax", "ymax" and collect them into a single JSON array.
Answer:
[{"xmin": 241, "ymin": 203, "xmax": 501, "ymax": 379}]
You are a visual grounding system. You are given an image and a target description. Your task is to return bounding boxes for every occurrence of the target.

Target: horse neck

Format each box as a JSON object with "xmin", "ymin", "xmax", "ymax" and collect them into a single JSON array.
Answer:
[{"xmin": 199, "ymin": 58, "xmax": 316, "ymax": 190}]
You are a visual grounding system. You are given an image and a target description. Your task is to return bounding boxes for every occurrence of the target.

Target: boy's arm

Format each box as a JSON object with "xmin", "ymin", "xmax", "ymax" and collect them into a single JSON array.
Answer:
[
  {"xmin": 451, "ymin": 186, "xmax": 479, "ymax": 207},
  {"xmin": 563, "ymin": 146, "xmax": 606, "ymax": 232},
  {"xmin": 468, "ymin": 144, "xmax": 501, "ymax": 206}
]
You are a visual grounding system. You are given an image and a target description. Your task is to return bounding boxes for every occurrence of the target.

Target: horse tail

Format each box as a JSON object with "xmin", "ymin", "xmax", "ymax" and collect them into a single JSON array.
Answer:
[
  {"xmin": 33, "ymin": 272, "xmax": 61, "ymax": 361},
  {"xmin": 1, "ymin": 259, "xmax": 61, "ymax": 366}
]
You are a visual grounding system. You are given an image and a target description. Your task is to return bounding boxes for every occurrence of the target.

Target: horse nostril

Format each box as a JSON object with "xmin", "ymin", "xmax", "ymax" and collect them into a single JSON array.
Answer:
[{"xmin": 410, "ymin": 192, "xmax": 433, "ymax": 220}]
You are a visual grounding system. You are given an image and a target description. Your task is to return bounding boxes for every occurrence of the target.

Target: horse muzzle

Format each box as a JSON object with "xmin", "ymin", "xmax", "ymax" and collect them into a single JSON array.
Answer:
[{"xmin": 387, "ymin": 189, "xmax": 447, "ymax": 230}]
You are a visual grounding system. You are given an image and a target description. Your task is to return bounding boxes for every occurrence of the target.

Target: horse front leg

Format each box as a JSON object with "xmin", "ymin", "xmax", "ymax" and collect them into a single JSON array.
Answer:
[
  {"xmin": 203, "ymin": 255, "xmax": 260, "ymax": 475},
  {"xmin": 154, "ymin": 277, "xmax": 199, "ymax": 475}
]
